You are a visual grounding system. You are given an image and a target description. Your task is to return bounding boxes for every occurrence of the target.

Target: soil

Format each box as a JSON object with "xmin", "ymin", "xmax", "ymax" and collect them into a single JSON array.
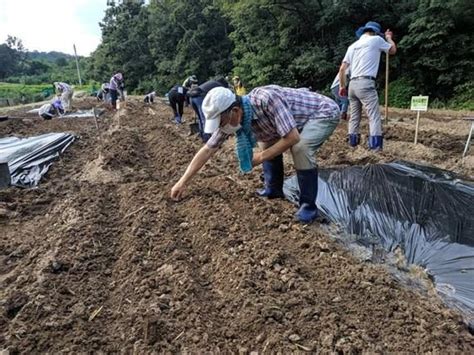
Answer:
[{"xmin": 1, "ymin": 98, "xmax": 473, "ymax": 353}]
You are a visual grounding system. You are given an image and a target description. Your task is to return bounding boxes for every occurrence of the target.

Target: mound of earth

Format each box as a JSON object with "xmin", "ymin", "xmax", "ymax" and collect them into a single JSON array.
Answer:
[{"xmin": 1, "ymin": 98, "xmax": 473, "ymax": 352}]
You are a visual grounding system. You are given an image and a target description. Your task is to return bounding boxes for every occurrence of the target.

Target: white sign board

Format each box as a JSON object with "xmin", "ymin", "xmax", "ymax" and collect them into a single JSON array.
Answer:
[{"xmin": 410, "ymin": 96, "xmax": 429, "ymax": 111}]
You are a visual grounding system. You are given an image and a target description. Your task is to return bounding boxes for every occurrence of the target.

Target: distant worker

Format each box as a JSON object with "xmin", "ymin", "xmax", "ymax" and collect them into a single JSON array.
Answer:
[
  {"xmin": 38, "ymin": 99, "xmax": 64, "ymax": 120},
  {"xmin": 188, "ymin": 78, "xmax": 230, "ymax": 142},
  {"xmin": 182, "ymin": 75, "xmax": 198, "ymax": 89},
  {"xmin": 144, "ymin": 91, "xmax": 156, "ymax": 104},
  {"xmin": 183, "ymin": 75, "xmax": 198, "ymax": 107},
  {"xmin": 168, "ymin": 85, "xmax": 188, "ymax": 124},
  {"xmin": 338, "ymin": 21, "xmax": 397, "ymax": 150},
  {"xmin": 330, "ymin": 68, "xmax": 350, "ymax": 120},
  {"xmin": 53, "ymin": 82, "xmax": 73, "ymax": 112},
  {"xmin": 170, "ymin": 85, "xmax": 340, "ymax": 224},
  {"xmin": 233, "ymin": 76, "xmax": 246, "ymax": 96},
  {"xmin": 96, "ymin": 83, "xmax": 110, "ymax": 102},
  {"xmin": 109, "ymin": 72, "xmax": 124, "ymax": 110}
]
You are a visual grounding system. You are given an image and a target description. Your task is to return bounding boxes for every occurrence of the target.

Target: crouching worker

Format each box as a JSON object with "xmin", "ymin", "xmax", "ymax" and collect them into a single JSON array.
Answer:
[
  {"xmin": 170, "ymin": 85, "xmax": 340, "ymax": 223},
  {"xmin": 54, "ymin": 82, "xmax": 74, "ymax": 111},
  {"xmin": 144, "ymin": 91, "xmax": 156, "ymax": 104},
  {"xmin": 97, "ymin": 83, "xmax": 110, "ymax": 101},
  {"xmin": 38, "ymin": 99, "xmax": 64, "ymax": 120},
  {"xmin": 167, "ymin": 85, "xmax": 187, "ymax": 124}
]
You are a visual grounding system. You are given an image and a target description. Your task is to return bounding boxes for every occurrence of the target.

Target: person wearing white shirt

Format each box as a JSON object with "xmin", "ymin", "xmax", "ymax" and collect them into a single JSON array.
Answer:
[{"xmin": 338, "ymin": 21, "xmax": 396, "ymax": 150}]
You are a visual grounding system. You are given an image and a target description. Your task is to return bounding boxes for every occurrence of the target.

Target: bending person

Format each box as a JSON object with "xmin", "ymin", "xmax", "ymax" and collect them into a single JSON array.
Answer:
[{"xmin": 170, "ymin": 85, "xmax": 340, "ymax": 224}]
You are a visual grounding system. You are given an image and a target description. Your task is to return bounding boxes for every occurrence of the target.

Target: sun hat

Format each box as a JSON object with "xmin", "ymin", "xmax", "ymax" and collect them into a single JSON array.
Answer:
[{"xmin": 356, "ymin": 21, "xmax": 383, "ymax": 39}]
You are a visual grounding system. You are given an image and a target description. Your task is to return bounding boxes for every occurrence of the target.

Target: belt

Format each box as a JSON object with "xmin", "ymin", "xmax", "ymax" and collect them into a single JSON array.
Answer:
[{"xmin": 351, "ymin": 76, "xmax": 376, "ymax": 81}]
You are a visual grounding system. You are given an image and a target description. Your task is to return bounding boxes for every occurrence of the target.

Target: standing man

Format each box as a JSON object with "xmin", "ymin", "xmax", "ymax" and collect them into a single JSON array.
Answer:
[
  {"xmin": 109, "ymin": 72, "xmax": 124, "ymax": 110},
  {"xmin": 170, "ymin": 85, "xmax": 340, "ymax": 224},
  {"xmin": 338, "ymin": 21, "xmax": 396, "ymax": 150},
  {"xmin": 53, "ymin": 82, "xmax": 74, "ymax": 112}
]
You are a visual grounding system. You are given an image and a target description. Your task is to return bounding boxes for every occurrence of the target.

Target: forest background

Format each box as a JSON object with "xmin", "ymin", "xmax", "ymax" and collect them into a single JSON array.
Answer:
[{"xmin": 1, "ymin": 0, "xmax": 473, "ymax": 109}]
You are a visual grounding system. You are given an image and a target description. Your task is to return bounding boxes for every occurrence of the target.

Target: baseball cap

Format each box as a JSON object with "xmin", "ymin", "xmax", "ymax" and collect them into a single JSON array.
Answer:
[{"xmin": 202, "ymin": 87, "xmax": 236, "ymax": 134}]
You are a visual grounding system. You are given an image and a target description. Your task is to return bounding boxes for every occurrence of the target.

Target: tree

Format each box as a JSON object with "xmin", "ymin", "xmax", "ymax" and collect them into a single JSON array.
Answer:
[
  {"xmin": 0, "ymin": 36, "xmax": 28, "ymax": 79},
  {"xmin": 399, "ymin": 0, "xmax": 474, "ymax": 98},
  {"xmin": 148, "ymin": 0, "xmax": 233, "ymax": 93},
  {"xmin": 89, "ymin": 0, "xmax": 153, "ymax": 91}
]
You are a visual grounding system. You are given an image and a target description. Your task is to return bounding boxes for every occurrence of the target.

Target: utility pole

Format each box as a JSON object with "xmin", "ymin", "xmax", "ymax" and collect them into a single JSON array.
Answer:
[{"xmin": 73, "ymin": 44, "xmax": 82, "ymax": 86}]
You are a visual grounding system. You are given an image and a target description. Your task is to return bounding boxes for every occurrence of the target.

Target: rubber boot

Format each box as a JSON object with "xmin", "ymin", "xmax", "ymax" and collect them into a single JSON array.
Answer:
[
  {"xmin": 256, "ymin": 154, "xmax": 284, "ymax": 199},
  {"xmin": 368, "ymin": 135, "xmax": 383, "ymax": 150},
  {"xmin": 175, "ymin": 115, "xmax": 182, "ymax": 124},
  {"xmin": 348, "ymin": 133, "xmax": 360, "ymax": 147},
  {"xmin": 295, "ymin": 168, "xmax": 318, "ymax": 224}
]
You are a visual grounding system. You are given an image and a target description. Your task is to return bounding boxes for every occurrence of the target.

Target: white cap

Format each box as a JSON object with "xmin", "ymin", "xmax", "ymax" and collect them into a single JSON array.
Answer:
[{"xmin": 202, "ymin": 87, "xmax": 236, "ymax": 134}]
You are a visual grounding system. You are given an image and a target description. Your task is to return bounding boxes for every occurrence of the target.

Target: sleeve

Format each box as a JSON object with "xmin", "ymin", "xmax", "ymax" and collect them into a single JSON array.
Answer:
[
  {"xmin": 261, "ymin": 92, "xmax": 296, "ymax": 137},
  {"xmin": 342, "ymin": 45, "xmax": 353, "ymax": 65},
  {"xmin": 206, "ymin": 129, "xmax": 231, "ymax": 149},
  {"xmin": 377, "ymin": 37, "xmax": 392, "ymax": 53}
]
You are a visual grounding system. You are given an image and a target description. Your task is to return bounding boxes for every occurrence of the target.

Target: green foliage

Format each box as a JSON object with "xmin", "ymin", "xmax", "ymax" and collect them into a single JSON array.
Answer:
[
  {"xmin": 1, "ymin": 0, "xmax": 473, "ymax": 109},
  {"xmin": 399, "ymin": 0, "xmax": 474, "ymax": 99},
  {"xmin": 0, "ymin": 82, "xmax": 96, "ymax": 106},
  {"xmin": 447, "ymin": 82, "xmax": 474, "ymax": 110},
  {"xmin": 381, "ymin": 77, "xmax": 417, "ymax": 108},
  {"xmin": 146, "ymin": 0, "xmax": 233, "ymax": 93}
]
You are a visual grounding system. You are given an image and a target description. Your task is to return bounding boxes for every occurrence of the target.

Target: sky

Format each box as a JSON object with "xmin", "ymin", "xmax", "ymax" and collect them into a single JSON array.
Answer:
[{"xmin": 0, "ymin": 0, "xmax": 108, "ymax": 56}]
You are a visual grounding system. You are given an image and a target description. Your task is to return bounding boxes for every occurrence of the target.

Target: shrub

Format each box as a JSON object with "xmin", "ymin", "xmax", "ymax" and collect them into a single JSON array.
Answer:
[
  {"xmin": 381, "ymin": 77, "xmax": 417, "ymax": 108},
  {"xmin": 447, "ymin": 82, "xmax": 474, "ymax": 110}
]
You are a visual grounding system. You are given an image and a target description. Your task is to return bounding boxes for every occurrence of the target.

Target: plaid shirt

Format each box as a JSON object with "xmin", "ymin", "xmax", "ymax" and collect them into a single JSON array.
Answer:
[{"xmin": 207, "ymin": 85, "xmax": 339, "ymax": 148}]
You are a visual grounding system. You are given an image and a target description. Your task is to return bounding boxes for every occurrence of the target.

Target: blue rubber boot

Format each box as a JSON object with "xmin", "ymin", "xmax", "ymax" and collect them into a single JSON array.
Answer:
[
  {"xmin": 257, "ymin": 154, "xmax": 284, "ymax": 199},
  {"xmin": 368, "ymin": 135, "xmax": 383, "ymax": 150},
  {"xmin": 295, "ymin": 168, "xmax": 318, "ymax": 224},
  {"xmin": 175, "ymin": 115, "xmax": 182, "ymax": 124},
  {"xmin": 348, "ymin": 133, "xmax": 360, "ymax": 147}
]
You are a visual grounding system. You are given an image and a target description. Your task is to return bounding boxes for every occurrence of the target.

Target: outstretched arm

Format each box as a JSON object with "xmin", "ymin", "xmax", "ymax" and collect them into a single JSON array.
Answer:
[{"xmin": 170, "ymin": 144, "xmax": 219, "ymax": 200}]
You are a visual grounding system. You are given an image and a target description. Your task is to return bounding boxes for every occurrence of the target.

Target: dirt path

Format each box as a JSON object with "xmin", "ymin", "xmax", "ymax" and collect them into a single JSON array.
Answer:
[{"xmin": 1, "ymin": 98, "xmax": 473, "ymax": 352}]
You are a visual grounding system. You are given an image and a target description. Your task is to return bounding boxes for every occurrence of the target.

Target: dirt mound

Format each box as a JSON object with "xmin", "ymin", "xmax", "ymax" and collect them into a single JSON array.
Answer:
[{"xmin": 1, "ymin": 99, "xmax": 473, "ymax": 352}]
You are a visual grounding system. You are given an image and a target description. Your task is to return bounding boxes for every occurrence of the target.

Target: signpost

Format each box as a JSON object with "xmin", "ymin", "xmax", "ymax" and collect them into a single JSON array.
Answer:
[
  {"xmin": 410, "ymin": 95, "xmax": 429, "ymax": 144},
  {"xmin": 462, "ymin": 117, "xmax": 474, "ymax": 158},
  {"xmin": 73, "ymin": 44, "xmax": 82, "ymax": 86}
]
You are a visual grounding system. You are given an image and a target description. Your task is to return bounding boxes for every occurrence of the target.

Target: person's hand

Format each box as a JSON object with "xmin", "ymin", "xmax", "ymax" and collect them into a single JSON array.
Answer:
[
  {"xmin": 339, "ymin": 87, "xmax": 347, "ymax": 97},
  {"xmin": 252, "ymin": 152, "xmax": 264, "ymax": 166},
  {"xmin": 385, "ymin": 29, "xmax": 393, "ymax": 39},
  {"xmin": 170, "ymin": 181, "xmax": 186, "ymax": 201}
]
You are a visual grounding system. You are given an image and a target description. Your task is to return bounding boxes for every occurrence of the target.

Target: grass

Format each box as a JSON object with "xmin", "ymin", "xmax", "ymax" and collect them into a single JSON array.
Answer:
[{"xmin": 0, "ymin": 82, "xmax": 98, "ymax": 106}]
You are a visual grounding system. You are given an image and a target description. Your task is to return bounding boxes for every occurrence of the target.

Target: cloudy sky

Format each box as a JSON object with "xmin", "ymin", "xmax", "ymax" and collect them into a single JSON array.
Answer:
[{"xmin": 0, "ymin": 0, "xmax": 108, "ymax": 56}]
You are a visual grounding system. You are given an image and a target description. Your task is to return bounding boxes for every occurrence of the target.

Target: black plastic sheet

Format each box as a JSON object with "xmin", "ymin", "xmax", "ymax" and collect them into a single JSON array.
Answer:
[
  {"xmin": 284, "ymin": 161, "xmax": 474, "ymax": 321},
  {"xmin": 0, "ymin": 133, "xmax": 75, "ymax": 187}
]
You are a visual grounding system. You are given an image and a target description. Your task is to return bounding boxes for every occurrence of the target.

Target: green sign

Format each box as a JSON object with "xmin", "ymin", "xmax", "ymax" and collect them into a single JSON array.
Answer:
[{"xmin": 410, "ymin": 96, "xmax": 429, "ymax": 111}]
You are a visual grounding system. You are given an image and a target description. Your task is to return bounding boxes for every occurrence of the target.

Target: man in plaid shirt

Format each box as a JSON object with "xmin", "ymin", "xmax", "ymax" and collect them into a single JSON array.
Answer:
[{"xmin": 171, "ymin": 85, "xmax": 340, "ymax": 223}]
